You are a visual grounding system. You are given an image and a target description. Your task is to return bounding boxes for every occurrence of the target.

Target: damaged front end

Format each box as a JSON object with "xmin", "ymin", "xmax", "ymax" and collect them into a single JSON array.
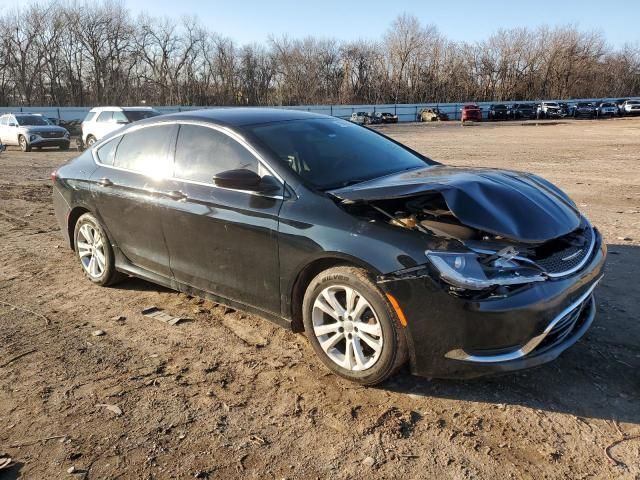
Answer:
[
  {"xmin": 330, "ymin": 166, "xmax": 596, "ymax": 294},
  {"xmin": 329, "ymin": 166, "xmax": 606, "ymax": 378}
]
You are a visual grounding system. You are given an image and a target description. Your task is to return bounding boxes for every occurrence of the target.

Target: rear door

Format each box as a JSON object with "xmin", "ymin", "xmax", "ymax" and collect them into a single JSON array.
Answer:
[
  {"xmin": 161, "ymin": 123, "xmax": 284, "ymax": 314},
  {"xmin": 89, "ymin": 123, "xmax": 177, "ymax": 276}
]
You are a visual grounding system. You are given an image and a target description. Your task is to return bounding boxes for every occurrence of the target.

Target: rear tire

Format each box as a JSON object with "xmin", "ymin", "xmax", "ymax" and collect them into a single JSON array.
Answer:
[
  {"xmin": 302, "ymin": 266, "xmax": 408, "ymax": 385},
  {"xmin": 85, "ymin": 135, "xmax": 97, "ymax": 147},
  {"xmin": 73, "ymin": 213, "xmax": 124, "ymax": 287}
]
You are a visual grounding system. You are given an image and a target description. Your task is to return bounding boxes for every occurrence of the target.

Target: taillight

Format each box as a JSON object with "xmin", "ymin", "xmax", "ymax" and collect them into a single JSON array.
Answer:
[{"xmin": 50, "ymin": 170, "xmax": 57, "ymax": 183}]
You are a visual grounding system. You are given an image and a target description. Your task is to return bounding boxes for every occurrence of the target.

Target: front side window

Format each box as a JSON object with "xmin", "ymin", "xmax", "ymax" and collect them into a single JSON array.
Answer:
[
  {"xmin": 247, "ymin": 118, "xmax": 431, "ymax": 190},
  {"xmin": 124, "ymin": 110, "xmax": 160, "ymax": 122},
  {"xmin": 174, "ymin": 125, "xmax": 259, "ymax": 184},
  {"xmin": 0, "ymin": 116, "xmax": 7, "ymax": 126},
  {"xmin": 113, "ymin": 125, "xmax": 174, "ymax": 177}
]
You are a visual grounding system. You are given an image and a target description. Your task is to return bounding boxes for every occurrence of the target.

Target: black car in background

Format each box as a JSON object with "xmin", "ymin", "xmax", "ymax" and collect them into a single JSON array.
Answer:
[
  {"xmin": 487, "ymin": 104, "xmax": 509, "ymax": 120},
  {"xmin": 509, "ymin": 103, "xmax": 535, "ymax": 119},
  {"xmin": 52, "ymin": 108, "xmax": 606, "ymax": 384},
  {"xmin": 558, "ymin": 102, "xmax": 572, "ymax": 118},
  {"xmin": 573, "ymin": 102, "xmax": 596, "ymax": 118},
  {"xmin": 378, "ymin": 112, "xmax": 399, "ymax": 123}
]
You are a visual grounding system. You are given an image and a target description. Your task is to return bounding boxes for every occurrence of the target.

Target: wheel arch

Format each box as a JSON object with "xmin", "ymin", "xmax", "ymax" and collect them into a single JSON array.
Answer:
[
  {"xmin": 288, "ymin": 253, "xmax": 381, "ymax": 333},
  {"xmin": 67, "ymin": 206, "xmax": 91, "ymax": 250}
]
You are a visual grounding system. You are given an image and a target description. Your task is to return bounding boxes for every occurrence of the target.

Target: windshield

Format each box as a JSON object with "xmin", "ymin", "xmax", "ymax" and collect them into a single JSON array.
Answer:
[
  {"xmin": 124, "ymin": 110, "xmax": 160, "ymax": 122},
  {"xmin": 15, "ymin": 115, "xmax": 49, "ymax": 126},
  {"xmin": 247, "ymin": 118, "xmax": 430, "ymax": 190},
  {"xmin": 545, "ymin": 103, "xmax": 559, "ymax": 107}
]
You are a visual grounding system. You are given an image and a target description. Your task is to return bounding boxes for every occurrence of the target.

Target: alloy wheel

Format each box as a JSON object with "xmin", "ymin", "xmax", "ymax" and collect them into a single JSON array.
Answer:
[
  {"xmin": 77, "ymin": 222, "xmax": 106, "ymax": 279},
  {"xmin": 311, "ymin": 285, "xmax": 383, "ymax": 371}
]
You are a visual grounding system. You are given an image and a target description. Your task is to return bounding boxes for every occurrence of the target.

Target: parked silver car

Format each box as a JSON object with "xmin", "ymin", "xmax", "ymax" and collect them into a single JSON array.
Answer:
[
  {"xmin": 596, "ymin": 102, "xmax": 618, "ymax": 117},
  {"xmin": 0, "ymin": 113, "xmax": 70, "ymax": 151}
]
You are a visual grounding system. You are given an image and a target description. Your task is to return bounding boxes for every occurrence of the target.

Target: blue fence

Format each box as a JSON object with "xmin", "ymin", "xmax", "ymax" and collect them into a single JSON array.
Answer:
[{"xmin": 1, "ymin": 97, "xmax": 638, "ymax": 124}]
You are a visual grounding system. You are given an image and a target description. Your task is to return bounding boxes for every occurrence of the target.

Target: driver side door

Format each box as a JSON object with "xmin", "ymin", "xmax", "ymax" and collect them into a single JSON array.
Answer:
[{"xmin": 161, "ymin": 123, "xmax": 285, "ymax": 315}]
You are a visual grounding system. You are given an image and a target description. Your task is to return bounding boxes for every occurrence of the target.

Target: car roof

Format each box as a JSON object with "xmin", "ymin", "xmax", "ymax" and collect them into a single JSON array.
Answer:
[
  {"xmin": 89, "ymin": 106, "xmax": 157, "ymax": 112},
  {"xmin": 138, "ymin": 107, "xmax": 327, "ymax": 127}
]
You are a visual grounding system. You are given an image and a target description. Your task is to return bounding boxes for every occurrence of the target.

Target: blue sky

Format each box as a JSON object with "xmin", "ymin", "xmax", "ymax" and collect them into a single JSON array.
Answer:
[{"xmin": 4, "ymin": 0, "xmax": 640, "ymax": 47}]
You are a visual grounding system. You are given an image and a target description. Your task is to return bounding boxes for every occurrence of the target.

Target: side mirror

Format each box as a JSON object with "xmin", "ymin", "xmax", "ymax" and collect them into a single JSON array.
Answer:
[
  {"xmin": 0, "ymin": 144, "xmax": 5, "ymax": 152},
  {"xmin": 8, "ymin": 123, "xmax": 17, "ymax": 127},
  {"xmin": 214, "ymin": 169, "xmax": 282, "ymax": 195}
]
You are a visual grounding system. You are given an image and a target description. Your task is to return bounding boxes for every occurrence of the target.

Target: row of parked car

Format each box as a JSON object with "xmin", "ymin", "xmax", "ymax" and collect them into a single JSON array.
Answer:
[
  {"xmin": 416, "ymin": 98, "xmax": 640, "ymax": 123},
  {"xmin": 349, "ymin": 111, "xmax": 399, "ymax": 124},
  {"xmin": 0, "ymin": 106, "xmax": 160, "ymax": 152}
]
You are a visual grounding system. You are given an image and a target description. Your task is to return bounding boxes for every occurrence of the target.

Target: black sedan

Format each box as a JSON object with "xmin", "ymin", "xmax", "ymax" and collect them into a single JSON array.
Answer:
[
  {"xmin": 487, "ymin": 104, "xmax": 509, "ymax": 120},
  {"xmin": 52, "ymin": 109, "xmax": 606, "ymax": 384}
]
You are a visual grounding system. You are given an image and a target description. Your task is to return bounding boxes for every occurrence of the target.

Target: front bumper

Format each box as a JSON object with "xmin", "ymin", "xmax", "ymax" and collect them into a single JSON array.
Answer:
[
  {"xmin": 29, "ymin": 136, "xmax": 70, "ymax": 148},
  {"xmin": 379, "ymin": 230, "xmax": 606, "ymax": 378}
]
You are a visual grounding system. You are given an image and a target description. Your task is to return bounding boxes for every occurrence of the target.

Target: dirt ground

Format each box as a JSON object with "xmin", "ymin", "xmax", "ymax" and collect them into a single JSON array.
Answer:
[{"xmin": 1, "ymin": 117, "xmax": 639, "ymax": 480}]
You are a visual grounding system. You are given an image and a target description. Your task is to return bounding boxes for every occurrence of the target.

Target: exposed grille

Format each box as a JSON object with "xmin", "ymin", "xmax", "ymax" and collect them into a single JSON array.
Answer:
[
  {"xmin": 536, "ymin": 295, "xmax": 593, "ymax": 352},
  {"xmin": 531, "ymin": 226, "xmax": 594, "ymax": 276}
]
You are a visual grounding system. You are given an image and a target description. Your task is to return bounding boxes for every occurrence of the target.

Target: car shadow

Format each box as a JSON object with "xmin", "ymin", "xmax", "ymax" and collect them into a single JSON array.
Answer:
[
  {"xmin": 381, "ymin": 243, "xmax": 640, "ymax": 425},
  {"xmin": 0, "ymin": 460, "xmax": 23, "ymax": 480},
  {"xmin": 114, "ymin": 276, "xmax": 173, "ymax": 293}
]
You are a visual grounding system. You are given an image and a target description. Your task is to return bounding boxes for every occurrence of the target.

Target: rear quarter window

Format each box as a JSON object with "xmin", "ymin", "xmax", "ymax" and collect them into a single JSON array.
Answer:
[{"xmin": 96, "ymin": 137, "xmax": 121, "ymax": 166}]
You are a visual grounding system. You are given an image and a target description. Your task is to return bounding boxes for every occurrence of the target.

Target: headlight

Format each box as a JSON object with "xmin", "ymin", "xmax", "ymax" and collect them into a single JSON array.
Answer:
[
  {"xmin": 425, "ymin": 251, "xmax": 546, "ymax": 290},
  {"xmin": 64, "ymin": 131, "xmax": 70, "ymax": 138}
]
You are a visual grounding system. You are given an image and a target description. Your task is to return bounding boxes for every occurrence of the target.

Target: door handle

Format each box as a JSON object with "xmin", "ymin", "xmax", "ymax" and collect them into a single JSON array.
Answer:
[
  {"xmin": 167, "ymin": 190, "xmax": 187, "ymax": 201},
  {"xmin": 98, "ymin": 177, "xmax": 113, "ymax": 187}
]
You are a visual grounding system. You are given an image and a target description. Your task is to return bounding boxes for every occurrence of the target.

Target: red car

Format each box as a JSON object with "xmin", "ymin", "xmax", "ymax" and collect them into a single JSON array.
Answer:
[{"xmin": 461, "ymin": 104, "xmax": 482, "ymax": 122}]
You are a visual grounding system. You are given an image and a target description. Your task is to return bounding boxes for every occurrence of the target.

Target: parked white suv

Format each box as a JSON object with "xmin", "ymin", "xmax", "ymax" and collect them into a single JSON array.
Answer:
[{"xmin": 81, "ymin": 106, "xmax": 160, "ymax": 146}]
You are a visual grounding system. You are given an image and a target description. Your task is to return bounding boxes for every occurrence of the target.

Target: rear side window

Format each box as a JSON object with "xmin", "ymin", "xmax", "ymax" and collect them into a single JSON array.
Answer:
[
  {"xmin": 174, "ymin": 125, "xmax": 258, "ymax": 184},
  {"xmin": 96, "ymin": 137, "xmax": 121, "ymax": 165},
  {"xmin": 96, "ymin": 111, "xmax": 112, "ymax": 123},
  {"xmin": 113, "ymin": 125, "xmax": 175, "ymax": 177},
  {"xmin": 83, "ymin": 111, "xmax": 97, "ymax": 122}
]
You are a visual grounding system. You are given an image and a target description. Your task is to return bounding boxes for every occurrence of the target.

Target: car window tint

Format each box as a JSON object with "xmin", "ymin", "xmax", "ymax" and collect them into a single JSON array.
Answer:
[
  {"xmin": 112, "ymin": 111, "xmax": 128, "ymax": 123},
  {"xmin": 113, "ymin": 125, "xmax": 174, "ymax": 177},
  {"xmin": 248, "ymin": 118, "xmax": 430, "ymax": 190},
  {"xmin": 96, "ymin": 137, "xmax": 121, "ymax": 166},
  {"xmin": 96, "ymin": 111, "xmax": 112, "ymax": 123},
  {"xmin": 174, "ymin": 125, "xmax": 258, "ymax": 184},
  {"xmin": 83, "ymin": 112, "xmax": 97, "ymax": 122}
]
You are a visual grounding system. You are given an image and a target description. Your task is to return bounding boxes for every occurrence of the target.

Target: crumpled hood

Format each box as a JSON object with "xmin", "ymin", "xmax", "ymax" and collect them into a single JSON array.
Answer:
[{"xmin": 329, "ymin": 165, "xmax": 582, "ymax": 243}]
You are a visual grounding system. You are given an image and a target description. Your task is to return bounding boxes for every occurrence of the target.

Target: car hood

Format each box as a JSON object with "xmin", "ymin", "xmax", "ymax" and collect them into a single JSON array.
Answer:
[
  {"xmin": 21, "ymin": 125, "xmax": 68, "ymax": 134},
  {"xmin": 329, "ymin": 165, "xmax": 582, "ymax": 243}
]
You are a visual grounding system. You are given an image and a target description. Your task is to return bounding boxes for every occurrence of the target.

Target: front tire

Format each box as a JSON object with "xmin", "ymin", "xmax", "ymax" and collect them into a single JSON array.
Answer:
[
  {"xmin": 302, "ymin": 266, "xmax": 408, "ymax": 385},
  {"xmin": 74, "ymin": 213, "xmax": 123, "ymax": 286},
  {"xmin": 19, "ymin": 136, "xmax": 31, "ymax": 152}
]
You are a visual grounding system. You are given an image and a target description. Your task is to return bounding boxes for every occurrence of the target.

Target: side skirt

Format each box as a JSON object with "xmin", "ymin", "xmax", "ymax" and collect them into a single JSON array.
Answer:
[{"xmin": 114, "ymin": 252, "xmax": 293, "ymax": 331}]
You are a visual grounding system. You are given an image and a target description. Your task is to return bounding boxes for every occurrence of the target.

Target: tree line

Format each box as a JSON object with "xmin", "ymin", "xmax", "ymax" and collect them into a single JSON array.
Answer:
[{"xmin": 1, "ymin": 1, "xmax": 639, "ymax": 107}]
